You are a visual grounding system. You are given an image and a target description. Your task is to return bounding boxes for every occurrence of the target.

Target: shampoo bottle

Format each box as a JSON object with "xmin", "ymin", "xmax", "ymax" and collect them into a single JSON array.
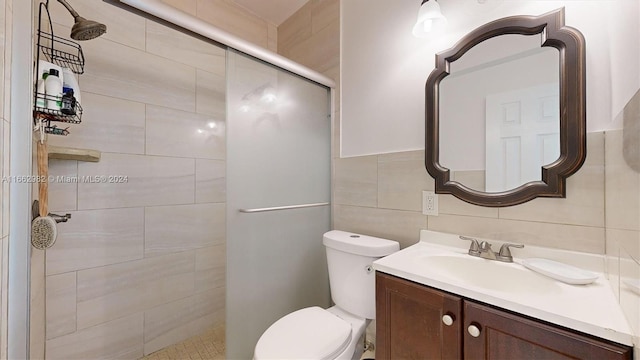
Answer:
[
  {"xmin": 45, "ymin": 68, "xmax": 63, "ymax": 111},
  {"xmin": 38, "ymin": 60, "xmax": 63, "ymax": 85}
]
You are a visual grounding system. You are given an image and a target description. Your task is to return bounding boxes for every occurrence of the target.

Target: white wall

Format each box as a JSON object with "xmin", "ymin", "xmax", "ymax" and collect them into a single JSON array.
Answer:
[{"xmin": 341, "ymin": 0, "xmax": 640, "ymax": 157}]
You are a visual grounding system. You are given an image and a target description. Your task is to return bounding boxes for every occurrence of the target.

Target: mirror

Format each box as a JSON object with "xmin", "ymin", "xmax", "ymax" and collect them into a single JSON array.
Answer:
[
  {"xmin": 440, "ymin": 35, "xmax": 560, "ymax": 193},
  {"xmin": 425, "ymin": 8, "xmax": 586, "ymax": 207}
]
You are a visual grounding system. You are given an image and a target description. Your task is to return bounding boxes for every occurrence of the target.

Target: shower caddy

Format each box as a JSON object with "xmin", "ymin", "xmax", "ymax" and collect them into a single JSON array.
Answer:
[{"xmin": 33, "ymin": 0, "xmax": 84, "ymax": 136}]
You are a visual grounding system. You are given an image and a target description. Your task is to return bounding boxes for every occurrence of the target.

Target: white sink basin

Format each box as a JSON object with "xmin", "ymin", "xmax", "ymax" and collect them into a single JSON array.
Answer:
[{"xmin": 417, "ymin": 254, "xmax": 561, "ymax": 293}]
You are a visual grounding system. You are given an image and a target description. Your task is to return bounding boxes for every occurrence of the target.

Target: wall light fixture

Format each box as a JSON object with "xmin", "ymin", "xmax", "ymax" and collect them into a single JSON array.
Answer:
[{"xmin": 412, "ymin": 0, "xmax": 447, "ymax": 37}]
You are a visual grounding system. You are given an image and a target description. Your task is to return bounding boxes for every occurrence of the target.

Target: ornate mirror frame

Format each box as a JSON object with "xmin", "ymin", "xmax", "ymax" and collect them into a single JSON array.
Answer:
[{"xmin": 425, "ymin": 8, "xmax": 586, "ymax": 207}]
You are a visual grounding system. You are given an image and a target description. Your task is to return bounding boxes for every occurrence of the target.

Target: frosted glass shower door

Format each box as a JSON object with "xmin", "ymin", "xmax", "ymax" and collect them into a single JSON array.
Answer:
[{"xmin": 226, "ymin": 50, "xmax": 332, "ymax": 359}]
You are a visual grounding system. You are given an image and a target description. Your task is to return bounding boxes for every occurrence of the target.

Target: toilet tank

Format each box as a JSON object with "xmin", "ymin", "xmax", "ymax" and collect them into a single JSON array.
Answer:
[{"xmin": 323, "ymin": 230, "xmax": 399, "ymax": 320}]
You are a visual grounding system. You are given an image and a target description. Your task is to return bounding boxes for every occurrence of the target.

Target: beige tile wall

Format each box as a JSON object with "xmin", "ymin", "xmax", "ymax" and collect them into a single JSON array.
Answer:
[
  {"xmin": 332, "ymin": 133, "xmax": 607, "ymax": 253},
  {"xmin": 0, "ymin": 0, "xmax": 12, "ymax": 357},
  {"xmin": 38, "ymin": 0, "xmax": 276, "ymax": 357},
  {"xmin": 161, "ymin": 0, "xmax": 277, "ymax": 52}
]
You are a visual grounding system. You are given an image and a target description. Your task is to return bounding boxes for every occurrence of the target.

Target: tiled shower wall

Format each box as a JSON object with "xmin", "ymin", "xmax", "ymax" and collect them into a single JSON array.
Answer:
[
  {"xmin": 37, "ymin": 0, "xmax": 275, "ymax": 358},
  {"xmin": 0, "ymin": 0, "xmax": 13, "ymax": 358}
]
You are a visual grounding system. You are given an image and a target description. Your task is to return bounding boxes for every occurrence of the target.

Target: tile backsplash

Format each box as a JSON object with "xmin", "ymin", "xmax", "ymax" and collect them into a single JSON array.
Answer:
[{"xmin": 333, "ymin": 132, "xmax": 607, "ymax": 253}]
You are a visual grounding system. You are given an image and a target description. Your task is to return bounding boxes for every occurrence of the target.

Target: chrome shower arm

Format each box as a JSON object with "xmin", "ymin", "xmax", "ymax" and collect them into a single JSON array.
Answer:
[
  {"xmin": 54, "ymin": 0, "xmax": 107, "ymax": 41},
  {"xmin": 56, "ymin": 0, "xmax": 80, "ymax": 19}
]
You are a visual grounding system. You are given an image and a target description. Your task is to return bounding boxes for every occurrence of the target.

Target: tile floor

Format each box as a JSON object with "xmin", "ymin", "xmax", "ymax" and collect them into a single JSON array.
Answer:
[
  {"xmin": 141, "ymin": 324, "xmax": 226, "ymax": 360},
  {"xmin": 141, "ymin": 323, "xmax": 376, "ymax": 360}
]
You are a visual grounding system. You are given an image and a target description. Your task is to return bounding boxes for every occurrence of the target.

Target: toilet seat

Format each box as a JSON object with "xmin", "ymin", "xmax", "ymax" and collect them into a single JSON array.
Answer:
[{"xmin": 254, "ymin": 306, "xmax": 352, "ymax": 360}]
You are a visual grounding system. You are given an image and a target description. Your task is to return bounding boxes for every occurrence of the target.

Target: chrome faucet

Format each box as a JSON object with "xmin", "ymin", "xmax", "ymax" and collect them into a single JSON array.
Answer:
[
  {"xmin": 459, "ymin": 236, "xmax": 523, "ymax": 263},
  {"xmin": 479, "ymin": 240, "xmax": 497, "ymax": 260}
]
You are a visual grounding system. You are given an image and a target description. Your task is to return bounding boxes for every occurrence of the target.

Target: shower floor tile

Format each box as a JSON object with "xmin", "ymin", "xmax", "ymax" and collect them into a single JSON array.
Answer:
[{"xmin": 141, "ymin": 324, "xmax": 225, "ymax": 360}]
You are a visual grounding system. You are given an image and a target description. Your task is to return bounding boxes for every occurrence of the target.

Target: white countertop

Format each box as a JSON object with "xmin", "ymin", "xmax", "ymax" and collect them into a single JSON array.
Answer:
[{"xmin": 373, "ymin": 230, "xmax": 635, "ymax": 347}]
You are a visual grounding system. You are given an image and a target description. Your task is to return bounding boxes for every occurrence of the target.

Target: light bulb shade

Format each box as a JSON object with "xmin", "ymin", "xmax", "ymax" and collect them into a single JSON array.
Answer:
[{"xmin": 412, "ymin": 0, "xmax": 447, "ymax": 37}]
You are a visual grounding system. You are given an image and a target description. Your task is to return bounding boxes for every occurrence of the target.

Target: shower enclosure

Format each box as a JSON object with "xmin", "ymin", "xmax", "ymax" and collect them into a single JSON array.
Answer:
[
  {"xmin": 18, "ymin": 1, "xmax": 333, "ymax": 359},
  {"xmin": 226, "ymin": 49, "xmax": 332, "ymax": 359}
]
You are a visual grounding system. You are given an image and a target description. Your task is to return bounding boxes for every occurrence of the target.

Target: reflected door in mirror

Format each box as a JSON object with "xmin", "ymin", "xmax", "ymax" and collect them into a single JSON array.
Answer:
[{"xmin": 485, "ymin": 83, "xmax": 559, "ymax": 192}]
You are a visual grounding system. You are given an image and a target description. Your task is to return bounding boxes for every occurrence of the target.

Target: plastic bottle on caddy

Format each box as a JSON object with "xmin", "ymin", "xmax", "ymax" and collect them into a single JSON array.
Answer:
[
  {"xmin": 45, "ymin": 68, "xmax": 63, "ymax": 111},
  {"xmin": 61, "ymin": 67, "xmax": 81, "ymax": 105},
  {"xmin": 61, "ymin": 89, "xmax": 77, "ymax": 115},
  {"xmin": 35, "ymin": 72, "xmax": 48, "ymax": 108}
]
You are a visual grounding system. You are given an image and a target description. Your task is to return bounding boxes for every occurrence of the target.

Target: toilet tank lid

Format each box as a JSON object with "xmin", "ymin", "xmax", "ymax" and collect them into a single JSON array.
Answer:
[{"xmin": 323, "ymin": 230, "xmax": 400, "ymax": 257}]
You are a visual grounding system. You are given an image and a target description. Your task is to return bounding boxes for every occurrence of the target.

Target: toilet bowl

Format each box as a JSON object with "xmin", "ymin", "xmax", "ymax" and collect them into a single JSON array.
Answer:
[
  {"xmin": 254, "ymin": 306, "xmax": 366, "ymax": 360},
  {"xmin": 254, "ymin": 230, "xmax": 399, "ymax": 360}
]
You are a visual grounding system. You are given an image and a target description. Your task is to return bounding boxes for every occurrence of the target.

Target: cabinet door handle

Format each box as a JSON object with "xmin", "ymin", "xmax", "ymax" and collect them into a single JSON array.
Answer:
[
  {"xmin": 467, "ymin": 324, "xmax": 481, "ymax": 337},
  {"xmin": 442, "ymin": 314, "xmax": 454, "ymax": 326}
]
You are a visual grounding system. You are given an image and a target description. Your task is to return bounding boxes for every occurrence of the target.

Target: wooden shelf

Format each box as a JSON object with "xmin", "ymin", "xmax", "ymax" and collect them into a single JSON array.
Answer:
[{"xmin": 48, "ymin": 145, "xmax": 100, "ymax": 162}]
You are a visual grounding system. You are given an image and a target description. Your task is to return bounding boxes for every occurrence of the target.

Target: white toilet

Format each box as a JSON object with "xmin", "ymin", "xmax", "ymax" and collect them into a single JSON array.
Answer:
[{"xmin": 254, "ymin": 230, "xmax": 400, "ymax": 360}]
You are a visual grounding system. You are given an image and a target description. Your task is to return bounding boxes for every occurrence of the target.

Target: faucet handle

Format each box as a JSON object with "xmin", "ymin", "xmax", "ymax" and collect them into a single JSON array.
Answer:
[
  {"xmin": 459, "ymin": 236, "xmax": 481, "ymax": 256},
  {"xmin": 497, "ymin": 243, "xmax": 524, "ymax": 262}
]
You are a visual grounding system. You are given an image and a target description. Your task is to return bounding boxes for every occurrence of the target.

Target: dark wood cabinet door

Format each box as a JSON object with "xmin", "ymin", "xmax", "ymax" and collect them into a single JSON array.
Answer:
[
  {"xmin": 463, "ymin": 300, "xmax": 633, "ymax": 360},
  {"xmin": 376, "ymin": 272, "xmax": 462, "ymax": 360}
]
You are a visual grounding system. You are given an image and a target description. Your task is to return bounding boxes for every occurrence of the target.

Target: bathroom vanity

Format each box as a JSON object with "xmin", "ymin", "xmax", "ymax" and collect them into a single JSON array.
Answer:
[
  {"xmin": 376, "ymin": 272, "xmax": 631, "ymax": 359},
  {"xmin": 373, "ymin": 231, "xmax": 636, "ymax": 360}
]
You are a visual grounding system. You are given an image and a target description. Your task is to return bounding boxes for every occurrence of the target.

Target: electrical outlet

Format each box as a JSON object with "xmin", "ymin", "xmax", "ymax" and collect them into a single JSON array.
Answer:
[{"xmin": 422, "ymin": 191, "xmax": 438, "ymax": 216}]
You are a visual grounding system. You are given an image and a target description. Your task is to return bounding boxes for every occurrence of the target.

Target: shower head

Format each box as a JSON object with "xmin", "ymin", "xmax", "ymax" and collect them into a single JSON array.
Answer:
[
  {"xmin": 70, "ymin": 16, "xmax": 107, "ymax": 41},
  {"xmin": 56, "ymin": 0, "xmax": 107, "ymax": 41}
]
